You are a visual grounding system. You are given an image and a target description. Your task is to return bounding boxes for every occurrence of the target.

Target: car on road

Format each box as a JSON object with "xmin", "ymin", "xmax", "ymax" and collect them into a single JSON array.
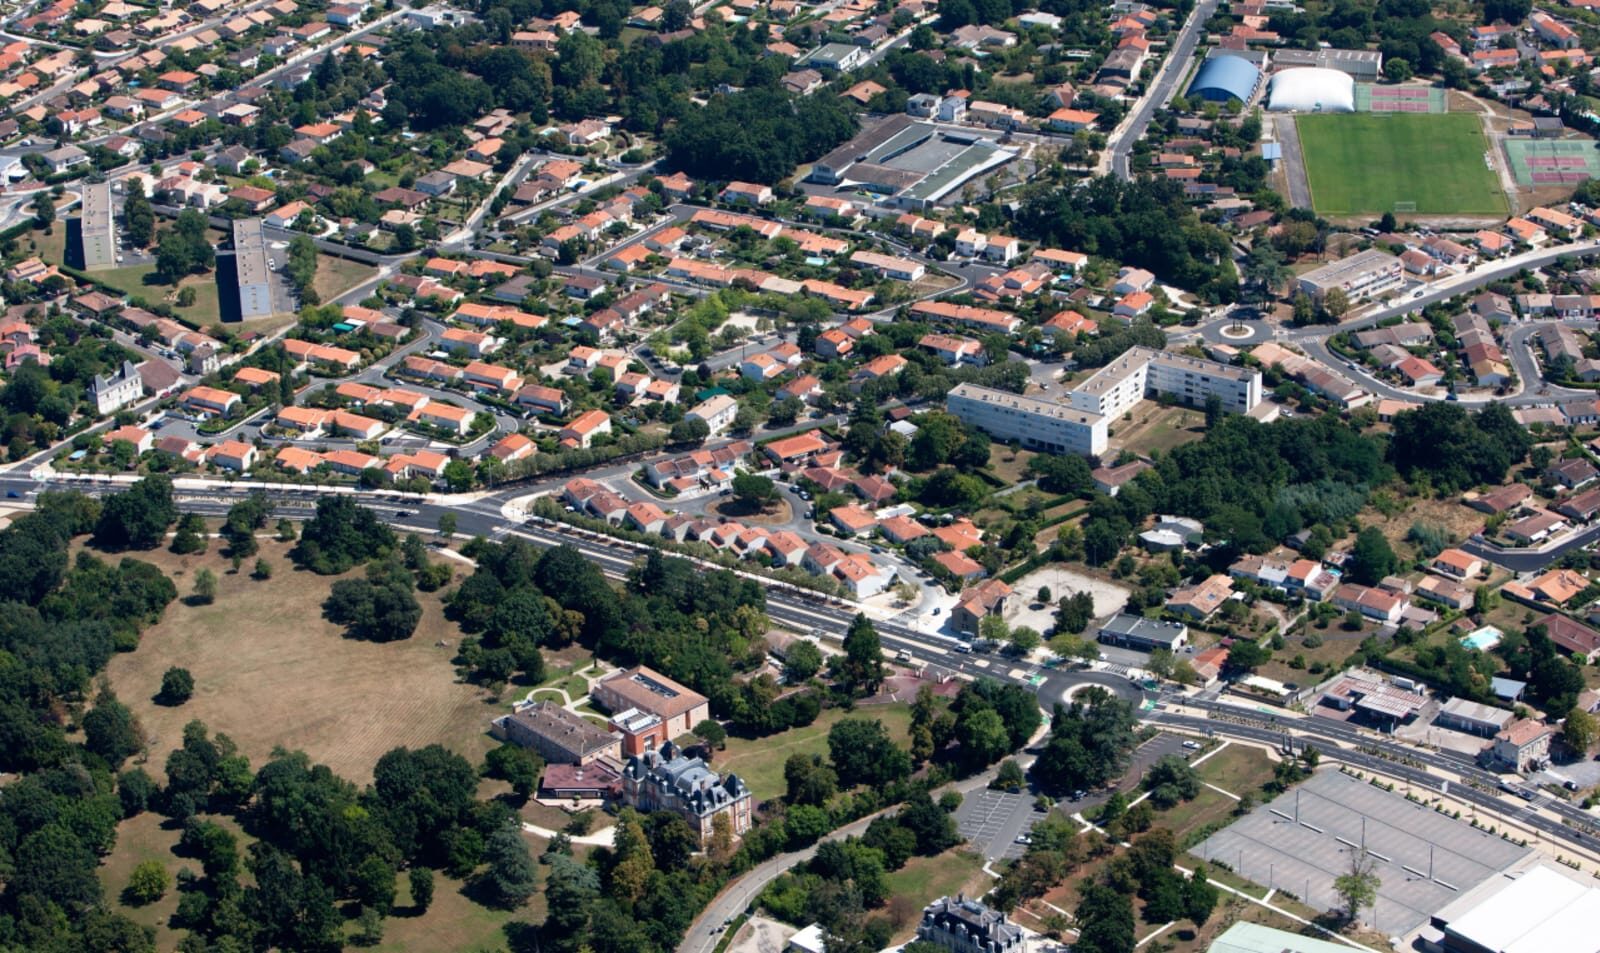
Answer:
[
  {"xmin": 1014, "ymin": 834, "xmax": 1031, "ymax": 845},
  {"xmin": 1071, "ymin": 789, "xmax": 1086, "ymax": 801},
  {"xmin": 953, "ymin": 643, "xmax": 971, "ymax": 653}
]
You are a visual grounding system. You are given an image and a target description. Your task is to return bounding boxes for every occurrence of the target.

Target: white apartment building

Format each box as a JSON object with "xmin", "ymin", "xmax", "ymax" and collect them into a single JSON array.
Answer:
[
  {"xmin": 946, "ymin": 383, "xmax": 1109, "ymax": 456},
  {"xmin": 686, "ymin": 393, "xmax": 739, "ymax": 436},
  {"xmin": 1296, "ymin": 248, "xmax": 1404, "ymax": 303},
  {"xmin": 949, "ymin": 348, "xmax": 1260, "ymax": 459},
  {"xmin": 1069, "ymin": 346, "xmax": 1261, "ymax": 418}
]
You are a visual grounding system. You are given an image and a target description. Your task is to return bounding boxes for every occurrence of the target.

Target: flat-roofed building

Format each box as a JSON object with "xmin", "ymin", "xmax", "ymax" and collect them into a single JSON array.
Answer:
[
  {"xmin": 1097, "ymin": 613, "xmax": 1188, "ymax": 652},
  {"xmin": 1436, "ymin": 696, "xmax": 1514, "ymax": 736},
  {"xmin": 75, "ymin": 180, "xmax": 116, "ymax": 271},
  {"xmin": 1272, "ymin": 47, "xmax": 1383, "ymax": 80},
  {"xmin": 1296, "ymin": 248, "xmax": 1404, "ymax": 303},
  {"xmin": 1069, "ymin": 346, "xmax": 1261, "ymax": 418},
  {"xmin": 591, "ymin": 666, "xmax": 709, "ymax": 738},
  {"xmin": 232, "ymin": 217, "xmax": 273, "ymax": 318},
  {"xmin": 947, "ymin": 382, "xmax": 1109, "ymax": 456},
  {"xmin": 1433, "ymin": 861, "xmax": 1600, "ymax": 953}
]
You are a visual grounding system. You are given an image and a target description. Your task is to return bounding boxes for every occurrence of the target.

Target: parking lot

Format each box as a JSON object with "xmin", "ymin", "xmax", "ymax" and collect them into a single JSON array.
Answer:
[
  {"xmin": 956, "ymin": 788, "xmax": 1048, "ymax": 861},
  {"xmin": 1194, "ymin": 770, "xmax": 1530, "ymax": 936},
  {"xmin": 956, "ymin": 732, "xmax": 1195, "ymax": 861}
]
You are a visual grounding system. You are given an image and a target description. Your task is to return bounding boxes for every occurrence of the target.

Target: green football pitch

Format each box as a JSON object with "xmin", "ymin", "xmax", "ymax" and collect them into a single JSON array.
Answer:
[{"xmin": 1295, "ymin": 113, "xmax": 1508, "ymax": 216}]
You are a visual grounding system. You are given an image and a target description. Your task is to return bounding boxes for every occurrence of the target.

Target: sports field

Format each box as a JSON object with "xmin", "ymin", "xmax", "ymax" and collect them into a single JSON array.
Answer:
[{"xmin": 1295, "ymin": 113, "xmax": 1508, "ymax": 216}]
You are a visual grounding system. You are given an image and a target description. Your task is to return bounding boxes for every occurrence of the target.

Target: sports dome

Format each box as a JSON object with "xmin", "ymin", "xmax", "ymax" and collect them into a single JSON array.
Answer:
[
  {"xmin": 1265, "ymin": 67, "xmax": 1355, "ymax": 113},
  {"xmin": 1187, "ymin": 54, "xmax": 1261, "ymax": 104}
]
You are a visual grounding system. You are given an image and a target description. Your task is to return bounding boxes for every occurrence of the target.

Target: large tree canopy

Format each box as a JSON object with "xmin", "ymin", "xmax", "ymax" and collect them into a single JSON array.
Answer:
[{"xmin": 664, "ymin": 87, "xmax": 857, "ymax": 184}]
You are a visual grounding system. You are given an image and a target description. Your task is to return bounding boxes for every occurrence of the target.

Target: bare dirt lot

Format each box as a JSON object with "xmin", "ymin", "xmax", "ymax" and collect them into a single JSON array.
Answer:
[
  {"xmin": 103, "ymin": 539, "xmax": 500, "ymax": 785},
  {"xmin": 1005, "ymin": 565, "xmax": 1130, "ymax": 633}
]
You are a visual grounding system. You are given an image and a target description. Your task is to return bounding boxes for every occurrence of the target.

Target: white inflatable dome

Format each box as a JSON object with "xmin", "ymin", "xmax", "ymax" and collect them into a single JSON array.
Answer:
[{"xmin": 1265, "ymin": 67, "xmax": 1356, "ymax": 113}]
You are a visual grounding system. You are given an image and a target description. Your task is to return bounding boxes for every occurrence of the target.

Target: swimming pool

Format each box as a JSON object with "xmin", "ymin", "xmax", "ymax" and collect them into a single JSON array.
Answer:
[{"xmin": 1461, "ymin": 626, "xmax": 1503, "ymax": 651}]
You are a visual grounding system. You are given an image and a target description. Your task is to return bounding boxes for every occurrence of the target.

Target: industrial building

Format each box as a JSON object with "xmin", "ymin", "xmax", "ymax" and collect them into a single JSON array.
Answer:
[
  {"xmin": 1266, "ymin": 67, "xmax": 1357, "ymax": 112},
  {"xmin": 1272, "ymin": 47, "xmax": 1383, "ymax": 81},
  {"xmin": 1187, "ymin": 54, "xmax": 1263, "ymax": 104},
  {"xmin": 232, "ymin": 217, "xmax": 274, "ymax": 319},
  {"xmin": 808, "ymin": 115, "xmax": 1017, "ymax": 211},
  {"xmin": 75, "ymin": 180, "xmax": 117, "ymax": 271},
  {"xmin": 1426, "ymin": 861, "xmax": 1600, "ymax": 953},
  {"xmin": 1296, "ymin": 248, "xmax": 1404, "ymax": 303}
]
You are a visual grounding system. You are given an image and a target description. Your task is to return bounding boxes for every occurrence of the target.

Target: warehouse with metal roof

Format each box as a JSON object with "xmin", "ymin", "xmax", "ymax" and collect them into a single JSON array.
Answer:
[{"xmin": 1187, "ymin": 53, "xmax": 1262, "ymax": 104}]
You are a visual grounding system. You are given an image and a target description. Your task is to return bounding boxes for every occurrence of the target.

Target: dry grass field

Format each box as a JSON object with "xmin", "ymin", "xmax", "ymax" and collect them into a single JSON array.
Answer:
[{"xmin": 102, "ymin": 538, "xmax": 501, "ymax": 785}]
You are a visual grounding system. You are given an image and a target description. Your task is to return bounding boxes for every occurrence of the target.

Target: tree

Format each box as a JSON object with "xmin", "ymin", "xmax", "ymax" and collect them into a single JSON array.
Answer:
[
  {"xmin": 1334, "ymin": 850, "xmax": 1381, "ymax": 923},
  {"xmin": 839, "ymin": 613, "xmax": 885, "ymax": 695},
  {"xmin": 191, "ymin": 568, "xmax": 217, "ymax": 605},
  {"xmin": 693, "ymin": 718, "xmax": 728, "ymax": 751},
  {"xmin": 84, "ymin": 691, "xmax": 143, "ymax": 767},
  {"xmin": 94, "ymin": 475, "xmax": 177, "ymax": 550},
  {"xmin": 957, "ymin": 706, "xmax": 1012, "ymax": 765},
  {"xmin": 124, "ymin": 176, "xmax": 155, "ymax": 247},
  {"xmin": 1348, "ymin": 527, "xmax": 1398, "ymax": 586},
  {"xmin": 253, "ymin": 558, "xmax": 272, "ymax": 580},
  {"xmin": 828, "ymin": 717, "xmax": 912, "ymax": 787},
  {"xmin": 154, "ymin": 210, "xmax": 215, "ymax": 283},
  {"xmin": 1008, "ymin": 625, "xmax": 1042, "ymax": 654},
  {"xmin": 731, "ymin": 472, "xmax": 777, "ymax": 510},
  {"xmin": 31, "ymin": 190, "xmax": 54, "ymax": 228},
  {"xmin": 1074, "ymin": 882, "xmax": 1135, "ymax": 953},
  {"xmin": 438, "ymin": 512, "xmax": 458, "ymax": 538},
  {"xmin": 158, "ymin": 667, "xmax": 194, "ymax": 705},
  {"xmin": 171, "ymin": 512, "xmax": 207, "ymax": 554},
  {"xmin": 482, "ymin": 820, "xmax": 538, "ymax": 908},
  {"xmin": 1565, "ymin": 706, "xmax": 1598, "ymax": 754},
  {"xmin": 784, "ymin": 639, "xmax": 823, "ymax": 682},
  {"xmin": 485, "ymin": 742, "xmax": 542, "ymax": 799},
  {"xmin": 1384, "ymin": 57, "xmax": 1413, "ymax": 82},
  {"xmin": 1223, "ymin": 639, "xmax": 1270, "ymax": 675},
  {"xmin": 409, "ymin": 867, "xmax": 435, "ymax": 913},
  {"xmin": 125, "ymin": 859, "xmax": 170, "ymax": 905},
  {"xmin": 1322, "ymin": 287, "xmax": 1349, "ymax": 319},
  {"xmin": 1184, "ymin": 864, "xmax": 1218, "ymax": 926},
  {"xmin": 1055, "ymin": 592, "xmax": 1096, "ymax": 634},
  {"xmin": 669, "ymin": 417, "xmax": 710, "ymax": 445}
]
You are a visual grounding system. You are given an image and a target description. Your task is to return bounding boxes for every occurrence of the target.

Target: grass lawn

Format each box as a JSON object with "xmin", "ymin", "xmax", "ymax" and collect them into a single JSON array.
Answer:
[
  {"xmin": 718, "ymin": 703, "xmax": 915, "ymax": 803},
  {"xmin": 884, "ymin": 850, "xmax": 988, "ymax": 942},
  {"xmin": 101, "ymin": 539, "xmax": 500, "ymax": 785},
  {"xmin": 1149, "ymin": 744, "xmax": 1279, "ymax": 845},
  {"xmin": 97, "ymin": 812, "xmax": 256, "ymax": 950},
  {"xmin": 986, "ymin": 446, "xmax": 1038, "ymax": 485},
  {"xmin": 312, "ymin": 253, "xmax": 379, "ymax": 305},
  {"xmin": 374, "ymin": 868, "xmax": 542, "ymax": 953},
  {"xmin": 1295, "ymin": 113, "xmax": 1507, "ymax": 216}
]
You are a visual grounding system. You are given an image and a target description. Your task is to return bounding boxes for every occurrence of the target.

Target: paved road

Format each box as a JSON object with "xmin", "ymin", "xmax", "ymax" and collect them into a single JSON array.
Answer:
[
  {"xmin": 0, "ymin": 473, "xmax": 1591, "ymax": 942},
  {"xmin": 1109, "ymin": 0, "xmax": 1220, "ymax": 180},
  {"xmin": 1273, "ymin": 114, "xmax": 1313, "ymax": 209}
]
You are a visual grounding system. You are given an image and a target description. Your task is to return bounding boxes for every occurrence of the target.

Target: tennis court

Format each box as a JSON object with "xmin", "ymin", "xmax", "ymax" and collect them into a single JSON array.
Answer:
[
  {"xmin": 1504, "ymin": 138, "xmax": 1600, "ymax": 187},
  {"xmin": 1354, "ymin": 84, "xmax": 1447, "ymax": 114}
]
